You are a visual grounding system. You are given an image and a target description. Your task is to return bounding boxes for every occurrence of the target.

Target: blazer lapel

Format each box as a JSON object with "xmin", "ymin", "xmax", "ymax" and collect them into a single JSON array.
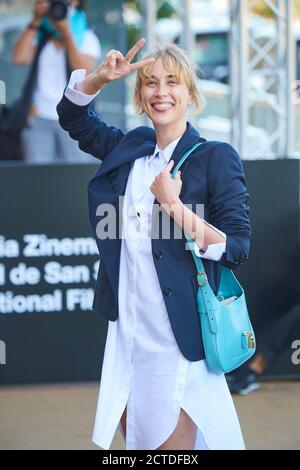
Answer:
[
  {"xmin": 92, "ymin": 121, "xmax": 202, "ymax": 176},
  {"xmin": 91, "ymin": 121, "xmax": 204, "ymax": 199},
  {"xmin": 151, "ymin": 122, "xmax": 205, "ymax": 206},
  {"xmin": 95, "ymin": 135, "xmax": 156, "ymax": 178}
]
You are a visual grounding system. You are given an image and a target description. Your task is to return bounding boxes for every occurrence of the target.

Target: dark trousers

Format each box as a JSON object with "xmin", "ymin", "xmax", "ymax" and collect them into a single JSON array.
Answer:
[{"xmin": 259, "ymin": 303, "xmax": 300, "ymax": 362}]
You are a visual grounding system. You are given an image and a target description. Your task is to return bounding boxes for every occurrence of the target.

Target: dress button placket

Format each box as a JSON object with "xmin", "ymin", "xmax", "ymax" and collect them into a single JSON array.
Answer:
[{"xmin": 126, "ymin": 218, "xmax": 138, "ymax": 449}]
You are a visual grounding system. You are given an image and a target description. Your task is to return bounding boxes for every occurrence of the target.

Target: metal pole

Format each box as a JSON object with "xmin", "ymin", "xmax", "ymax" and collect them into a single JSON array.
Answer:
[
  {"xmin": 182, "ymin": 0, "xmax": 194, "ymax": 57},
  {"xmin": 141, "ymin": 0, "xmax": 157, "ymax": 127},
  {"xmin": 229, "ymin": 0, "xmax": 248, "ymax": 158},
  {"xmin": 275, "ymin": 0, "xmax": 287, "ymax": 157},
  {"xmin": 286, "ymin": 0, "xmax": 295, "ymax": 157},
  {"xmin": 182, "ymin": 0, "xmax": 196, "ymax": 127},
  {"xmin": 141, "ymin": 0, "xmax": 157, "ymax": 53},
  {"xmin": 119, "ymin": 1, "xmax": 127, "ymax": 131}
]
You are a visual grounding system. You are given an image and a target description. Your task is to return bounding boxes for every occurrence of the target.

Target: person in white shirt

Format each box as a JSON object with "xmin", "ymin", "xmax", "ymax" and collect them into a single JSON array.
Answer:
[{"xmin": 13, "ymin": 0, "xmax": 101, "ymax": 163}]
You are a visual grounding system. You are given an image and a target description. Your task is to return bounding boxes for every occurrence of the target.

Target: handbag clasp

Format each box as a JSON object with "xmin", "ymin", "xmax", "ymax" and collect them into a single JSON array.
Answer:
[
  {"xmin": 197, "ymin": 272, "xmax": 208, "ymax": 286},
  {"xmin": 243, "ymin": 332, "xmax": 255, "ymax": 349}
]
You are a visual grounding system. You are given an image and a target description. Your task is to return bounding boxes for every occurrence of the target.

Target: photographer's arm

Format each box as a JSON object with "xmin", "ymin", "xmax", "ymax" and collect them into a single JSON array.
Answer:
[
  {"xmin": 52, "ymin": 20, "xmax": 96, "ymax": 72},
  {"xmin": 13, "ymin": 27, "xmax": 37, "ymax": 65},
  {"xmin": 12, "ymin": 0, "xmax": 47, "ymax": 65}
]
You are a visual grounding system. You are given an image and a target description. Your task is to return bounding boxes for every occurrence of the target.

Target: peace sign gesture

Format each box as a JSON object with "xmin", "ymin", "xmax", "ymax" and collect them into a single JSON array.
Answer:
[{"xmin": 95, "ymin": 38, "xmax": 155, "ymax": 84}]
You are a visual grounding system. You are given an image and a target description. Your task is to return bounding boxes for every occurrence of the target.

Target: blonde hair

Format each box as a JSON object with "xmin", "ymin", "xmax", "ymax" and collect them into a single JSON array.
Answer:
[{"xmin": 134, "ymin": 44, "xmax": 207, "ymax": 116}]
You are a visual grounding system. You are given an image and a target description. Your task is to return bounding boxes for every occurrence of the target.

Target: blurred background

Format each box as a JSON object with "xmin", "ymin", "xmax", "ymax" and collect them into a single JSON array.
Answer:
[
  {"xmin": 0, "ymin": 0, "xmax": 300, "ymax": 450},
  {"xmin": 1, "ymin": 0, "xmax": 300, "ymax": 156}
]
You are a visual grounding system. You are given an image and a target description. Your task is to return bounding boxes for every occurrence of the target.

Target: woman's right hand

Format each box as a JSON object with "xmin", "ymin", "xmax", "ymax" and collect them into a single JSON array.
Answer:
[{"xmin": 94, "ymin": 38, "xmax": 155, "ymax": 85}]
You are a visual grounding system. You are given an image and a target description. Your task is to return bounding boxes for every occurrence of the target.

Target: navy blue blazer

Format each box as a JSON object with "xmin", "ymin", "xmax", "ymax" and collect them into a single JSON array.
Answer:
[{"xmin": 57, "ymin": 95, "xmax": 251, "ymax": 361}]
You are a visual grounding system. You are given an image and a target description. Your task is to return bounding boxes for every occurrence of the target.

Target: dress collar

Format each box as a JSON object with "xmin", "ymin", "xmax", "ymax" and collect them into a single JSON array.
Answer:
[
  {"xmin": 147, "ymin": 135, "xmax": 182, "ymax": 164},
  {"xmin": 92, "ymin": 121, "xmax": 205, "ymax": 179}
]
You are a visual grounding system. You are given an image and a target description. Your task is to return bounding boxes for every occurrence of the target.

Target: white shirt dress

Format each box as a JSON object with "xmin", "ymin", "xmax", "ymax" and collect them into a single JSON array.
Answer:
[{"xmin": 65, "ymin": 71, "xmax": 246, "ymax": 451}]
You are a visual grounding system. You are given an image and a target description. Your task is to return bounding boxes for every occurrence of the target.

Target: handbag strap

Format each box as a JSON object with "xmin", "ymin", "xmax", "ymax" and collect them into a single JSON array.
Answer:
[
  {"xmin": 170, "ymin": 140, "xmax": 209, "ymax": 280},
  {"xmin": 15, "ymin": 34, "xmax": 50, "ymax": 131},
  {"xmin": 171, "ymin": 142, "xmax": 203, "ymax": 178},
  {"xmin": 171, "ymin": 141, "xmax": 220, "ymax": 331}
]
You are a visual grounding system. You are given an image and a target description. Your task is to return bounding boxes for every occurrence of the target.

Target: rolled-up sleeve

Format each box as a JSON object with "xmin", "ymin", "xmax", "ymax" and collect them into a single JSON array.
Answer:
[
  {"xmin": 207, "ymin": 142, "xmax": 251, "ymax": 270},
  {"xmin": 193, "ymin": 241, "xmax": 226, "ymax": 262},
  {"xmin": 193, "ymin": 222, "xmax": 227, "ymax": 262},
  {"xmin": 65, "ymin": 69, "xmax": 100, "ymax": 106}
]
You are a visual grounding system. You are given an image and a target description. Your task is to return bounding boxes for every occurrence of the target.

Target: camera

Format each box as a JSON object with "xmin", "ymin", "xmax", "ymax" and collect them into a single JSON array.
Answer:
[{"xmin": 48, "ymin": 0, "xmax": 69, "ymax": 21}]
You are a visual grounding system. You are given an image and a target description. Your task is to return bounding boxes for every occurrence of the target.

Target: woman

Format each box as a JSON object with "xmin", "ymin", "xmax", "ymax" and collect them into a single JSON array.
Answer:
[
  {"xmin": 57, "ymin": 38, "xmax": 251, "ymax": 450},
  {"xmin": 13, "ymin": 0, "xmax": 101, "ymax": 162}
]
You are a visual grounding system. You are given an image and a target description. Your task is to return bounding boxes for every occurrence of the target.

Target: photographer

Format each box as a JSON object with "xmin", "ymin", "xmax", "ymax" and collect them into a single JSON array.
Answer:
[{"xmin": 13, "ymin": 0, "xmax": 101, "ymax": 163}]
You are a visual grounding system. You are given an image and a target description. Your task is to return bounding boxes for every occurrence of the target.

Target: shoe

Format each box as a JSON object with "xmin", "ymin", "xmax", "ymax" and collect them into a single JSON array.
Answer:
[{"xmin": 226, "ymin": 367, "xmax": 260, "ymax": 396}]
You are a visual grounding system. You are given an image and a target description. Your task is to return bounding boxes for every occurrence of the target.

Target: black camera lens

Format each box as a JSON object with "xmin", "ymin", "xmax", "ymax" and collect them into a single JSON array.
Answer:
[{"xmin": 49, "ymin": 0, "xmax": 69, "ymax": 21}]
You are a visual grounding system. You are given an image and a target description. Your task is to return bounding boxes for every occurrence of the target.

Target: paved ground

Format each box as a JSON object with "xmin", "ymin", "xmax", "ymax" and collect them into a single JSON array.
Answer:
[{"xmin": 0, "ymin": 381, "xmax": 299, "ymax": 450}]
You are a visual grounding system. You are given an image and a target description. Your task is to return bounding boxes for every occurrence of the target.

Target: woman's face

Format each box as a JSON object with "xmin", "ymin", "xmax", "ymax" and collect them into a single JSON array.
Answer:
[{"xmin": 140, "ymin": 58, "xmax": 192, "ymax": 129}]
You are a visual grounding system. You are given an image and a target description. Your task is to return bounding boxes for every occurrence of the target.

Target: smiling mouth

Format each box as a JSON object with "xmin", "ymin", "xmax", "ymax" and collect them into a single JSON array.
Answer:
[{"xmin": 151, "ymin": 103, "xmax": 175, "ymax": 112}]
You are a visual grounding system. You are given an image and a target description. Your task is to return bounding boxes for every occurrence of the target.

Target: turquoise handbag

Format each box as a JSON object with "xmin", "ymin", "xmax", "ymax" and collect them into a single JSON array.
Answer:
[{"xmin": 171, "ymin": 143, "xmax": 256, "ymax": 373}]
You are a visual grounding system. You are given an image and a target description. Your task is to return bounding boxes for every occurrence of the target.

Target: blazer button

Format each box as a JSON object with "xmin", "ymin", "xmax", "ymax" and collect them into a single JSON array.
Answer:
[
  {"xmin": 155, "ymin": 250, "xmax": 162, "ymax": 260},
  {"xmin": 164, "ymin": 287, "xmax": 172, "ymax": 296}
]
